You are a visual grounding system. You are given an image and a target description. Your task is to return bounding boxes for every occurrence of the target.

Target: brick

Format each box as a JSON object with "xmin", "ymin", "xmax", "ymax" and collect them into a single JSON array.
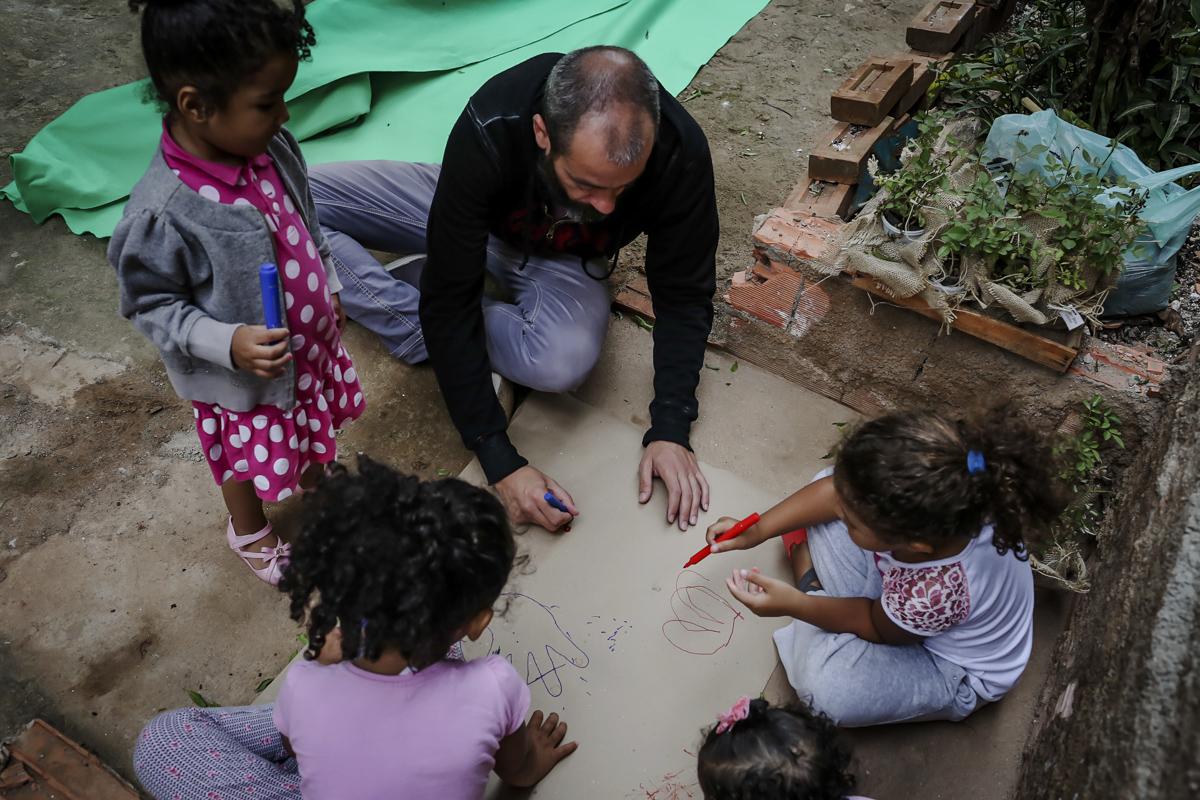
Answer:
[
  {"xmin": 977, "ymin": 0, "xmax": 1017, "ymax": 32},
  {"xmin": 752, "ymin": 208, "xmax": 844, "ymax": 266},
  {"xmin": 613, "ymin": 274, "xmax": 655, "ymax": 320},
  {"xmin": 783, "ymin": 177, "xmax": 855, "ymax": 220},
  {"xmin": 890, "ymin": 113, "xmax": 913, "ymax": 136},
  {"xmin": 725, "ymin": 263, "xmax": 803, "ymax": 330},
  {"xmin": 808, "ymin": 117, "xmax": 894, "ymax": 184},
  {"xmin": 906, "ymin": 0, "xmax": 976, "ymax": 53},
  {"xmin": 831, "ymin": 57, "xmax": 914, "ymax": 126},
  {"xmin": 1068, "ymin": 339, "xmax": 1171, "ymax": 397},
  {"xmin": 959, "ymin": 1, "xmax": 995, "ymax": 51},
  {"xmin": 2, "ymin": 719, "xmax": 140, "ymax": 800},
  {"xmin": 906, "ymin": 50, "xmax": 954, "ymax": 70},
  {"xmin": 894, "ymin": 58, "xmax": 936, "ymax": 116}
]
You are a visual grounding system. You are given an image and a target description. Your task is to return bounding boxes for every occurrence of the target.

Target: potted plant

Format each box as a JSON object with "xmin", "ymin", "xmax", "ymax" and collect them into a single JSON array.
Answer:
[
  {"xmin": 935, "ymin": 171, "xmax": 1039, "ymax": 293},
  {"xmin": 871, "ymin": 114, "xmax": 948, "ymax": 241},
  {"xmin": 1003, "ymin": 146, "xmax": 1147, "ymax": 295}
]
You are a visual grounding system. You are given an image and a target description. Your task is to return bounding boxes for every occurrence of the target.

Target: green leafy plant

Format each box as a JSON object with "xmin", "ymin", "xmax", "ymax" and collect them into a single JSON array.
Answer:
[
  {"xmin": 1037, "ymin": 395, "xmax": 1125, "ymax": 591},
  {"xmin": 1063, "ymin": 395, "xmax": 1124, "ymax": 488},
  {"xmin": 935, "ymin": 0, "xmax": 1200, "ymax": 177},
  {"xmin": 871, "ymin": 114, "xmax": 950, "ymax": 230},
  {"xmin": 936, "ymin": 171, "xmax": 1041, "ymax": 273},
  {"xmin": 1003, "ymin": 141, "xmax": 1147, "ymax": 291},
  {"xmin": 1049, "ymin": 395, "xmax": 1122, "ymax": 544}
]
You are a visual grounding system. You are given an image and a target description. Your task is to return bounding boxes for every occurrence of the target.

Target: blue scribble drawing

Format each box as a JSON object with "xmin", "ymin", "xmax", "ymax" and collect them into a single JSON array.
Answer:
[
  {"xmin": 481, "ymin": 592, "xmax": 590, "ymax": 698},
  {"xmin": 606, "ymin": 624, "xmax": 628, "ymax": 653}
]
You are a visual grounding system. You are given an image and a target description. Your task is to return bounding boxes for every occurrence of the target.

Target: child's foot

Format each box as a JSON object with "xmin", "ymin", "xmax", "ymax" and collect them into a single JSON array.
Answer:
[
  {"xmin": 789, "ymin": 538, "xmax": 823, "ymax": 593},
  {"xmin": 226, "ymin": 519, "xmax": 290, "ymax": 585}
]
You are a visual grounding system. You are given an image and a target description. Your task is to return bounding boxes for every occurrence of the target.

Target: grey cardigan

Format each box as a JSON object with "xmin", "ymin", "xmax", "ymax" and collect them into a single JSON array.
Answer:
[{"xmin": 108, "ymin": 128, "xmax": 341, "ymax": 411}]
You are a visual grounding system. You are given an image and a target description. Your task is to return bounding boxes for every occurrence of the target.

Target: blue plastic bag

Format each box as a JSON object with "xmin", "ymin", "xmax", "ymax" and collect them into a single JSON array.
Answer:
[{"xmin": 982, "ymin": 110, "xmax": 1200, "ymax": 316}]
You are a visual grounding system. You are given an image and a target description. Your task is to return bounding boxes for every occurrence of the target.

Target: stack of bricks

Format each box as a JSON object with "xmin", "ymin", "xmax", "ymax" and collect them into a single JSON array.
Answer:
[
  {"xmin": 616, "ymin": 0, "xmax": 1020, "ymax": 351},
  {"xmin": 775, "ymin": 0, "xmax": 1010, "ymax": 229},
  {"xmin": 719, "ymin": 0, "xmax": 1023, "ymax": 348}
]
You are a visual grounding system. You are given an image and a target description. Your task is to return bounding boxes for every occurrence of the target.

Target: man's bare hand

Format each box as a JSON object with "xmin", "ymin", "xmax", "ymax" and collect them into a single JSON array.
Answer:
[
  {"xmin": 495, "ymin": 465, "xmax": 578, "ymax": 533},
  {"xmin": 638, "ymin": 441, "xmax": 711, "ymax": 531}
]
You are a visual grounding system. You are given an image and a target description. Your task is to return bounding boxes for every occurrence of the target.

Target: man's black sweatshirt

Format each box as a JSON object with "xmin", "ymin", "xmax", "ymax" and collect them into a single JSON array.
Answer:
[{"xmin": 419, "ymin": 53, "xmax": 718, "ymax": 484}]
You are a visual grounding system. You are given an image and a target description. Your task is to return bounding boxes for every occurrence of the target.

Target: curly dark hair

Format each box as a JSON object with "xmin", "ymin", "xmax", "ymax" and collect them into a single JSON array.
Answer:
[
  {"xmin": 128, "ymin": 0, "xmax": 316, "ymax": 112},
  {"xmin": 278, "ymin": 456, "xmax": 516, "ymax": 669},
  {"xmin": 697, "ymin": 698, "xmax": 857, "ymax": 800},
  {"xmin": 833, "ymin": 404, "xmax": 1069, "ymax": 558}
]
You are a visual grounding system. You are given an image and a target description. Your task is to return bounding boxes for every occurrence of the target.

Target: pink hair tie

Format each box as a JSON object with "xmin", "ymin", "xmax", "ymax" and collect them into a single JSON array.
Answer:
[{"xmin": 715, "ymin": 696, "xmax": 751, "ymax": 734}]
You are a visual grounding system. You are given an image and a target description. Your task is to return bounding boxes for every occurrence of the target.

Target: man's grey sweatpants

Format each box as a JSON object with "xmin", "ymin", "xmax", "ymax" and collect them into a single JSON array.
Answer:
[
  {"xmin": 308, "ymin": 161, "xmax": 611, "ymax": 392},
  {"xmin": 773, "ymin": 518, "xmax": 982, "ymax": 727}
]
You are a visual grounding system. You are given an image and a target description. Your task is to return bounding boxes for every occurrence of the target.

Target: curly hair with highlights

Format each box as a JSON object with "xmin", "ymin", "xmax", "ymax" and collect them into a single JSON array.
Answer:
[
  {"xmin": 278, "ymin": 456, "xmax": 516, "ymax": 669},
  {"xmin": 129, "ymin": 0, "xmax": 316, "ymax": 112},
  {"xmin": 833, "ymin": 404, "xmax": 1069, "ymax": 559},
  {"xmin": 697, "ymin": 698, "xmax": 857, "ymax": 800}
]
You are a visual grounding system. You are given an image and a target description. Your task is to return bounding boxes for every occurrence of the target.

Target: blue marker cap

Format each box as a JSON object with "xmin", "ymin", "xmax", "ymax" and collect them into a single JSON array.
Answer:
[
  {"xmin": 543, "ymin": 491, "xmax": 570, "ymax": 514},
  {"xmin": 259, "ymin": 262, "xmax": 284, "ymax": 329}
]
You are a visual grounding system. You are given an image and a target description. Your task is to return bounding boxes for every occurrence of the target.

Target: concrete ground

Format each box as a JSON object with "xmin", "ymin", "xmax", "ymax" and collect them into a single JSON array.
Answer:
[{"xmin": 0, "ymin": 0, "xmax": 1063, "ymax": 797}]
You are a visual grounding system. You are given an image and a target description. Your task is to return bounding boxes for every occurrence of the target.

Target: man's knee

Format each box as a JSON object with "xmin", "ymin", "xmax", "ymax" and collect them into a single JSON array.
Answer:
[{"xmin": 522, "ymin": 325, "xmax": 605, "ymax": 392}]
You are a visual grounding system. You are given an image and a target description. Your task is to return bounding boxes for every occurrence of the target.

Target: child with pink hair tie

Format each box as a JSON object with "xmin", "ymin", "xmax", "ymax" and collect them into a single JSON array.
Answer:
[{"xmin": 697, "ymin": 696, "xmax": 874, "ymax": 800}]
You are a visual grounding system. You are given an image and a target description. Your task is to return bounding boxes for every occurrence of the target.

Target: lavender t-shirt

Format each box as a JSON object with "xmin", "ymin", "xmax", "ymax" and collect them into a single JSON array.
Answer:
[{"xmin": 273, "ymin": 656, "xmax": 530, "ymax": 800}]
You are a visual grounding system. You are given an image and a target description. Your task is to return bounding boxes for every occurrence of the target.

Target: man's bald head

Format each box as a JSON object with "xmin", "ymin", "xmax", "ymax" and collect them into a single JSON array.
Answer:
[{"xmin": 541, "ymin": 46, "xmax": 660, "ymax": 167}]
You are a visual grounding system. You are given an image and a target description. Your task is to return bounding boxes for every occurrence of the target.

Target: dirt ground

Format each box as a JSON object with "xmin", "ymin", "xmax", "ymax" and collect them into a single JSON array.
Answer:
[{"xmin": 0, "ymin": 0, "xmax": 926, "ymax": 783}]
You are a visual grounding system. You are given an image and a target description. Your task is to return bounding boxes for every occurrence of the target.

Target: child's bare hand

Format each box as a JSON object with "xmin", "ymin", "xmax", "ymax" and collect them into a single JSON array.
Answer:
[
  {"xmin": 706, "ymin": 516, "xmax": 757, "ymax": 554},
  {"xmin": 726, "ymin": 568, "xmax": 803, "ymax": 617},
  {"xmin": 232, "ymin": 325, "xmax": 291, "ymax": 378},
  {"xmin": 517, "ymin": 710, "xmax": 577, "ymax": 786},
  {"xmin": 331, "ymin": 293, "xmax": 346, "ymax": 331}
]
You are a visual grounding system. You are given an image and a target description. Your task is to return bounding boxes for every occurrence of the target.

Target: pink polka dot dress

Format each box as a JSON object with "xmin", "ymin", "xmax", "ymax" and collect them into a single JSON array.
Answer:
[{"xmin": 161, "ymin": 127, "xmax": 365, "ymax": 502}]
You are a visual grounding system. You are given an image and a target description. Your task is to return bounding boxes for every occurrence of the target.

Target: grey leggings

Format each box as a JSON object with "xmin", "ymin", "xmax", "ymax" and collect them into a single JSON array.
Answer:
[
  {"xmin": 133, "ymin": 705, "xmax": 299, "ymax": 800},
  {"xmin": 773, "ymin": 519, "xmax": 981, "ymax": 726},
  {"xmin": 308, "ymin": 161, "xmax": 611, "ymax": 392}
]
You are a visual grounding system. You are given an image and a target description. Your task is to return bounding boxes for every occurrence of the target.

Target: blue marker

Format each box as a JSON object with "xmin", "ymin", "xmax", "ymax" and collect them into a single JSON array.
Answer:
[
  {"xmin": 259, "ymin": 262, "xmax": 284, "ymax": 329},
  {"xmin": 544, "ymin": 491, "xmax": 570, "ymax": 514}
]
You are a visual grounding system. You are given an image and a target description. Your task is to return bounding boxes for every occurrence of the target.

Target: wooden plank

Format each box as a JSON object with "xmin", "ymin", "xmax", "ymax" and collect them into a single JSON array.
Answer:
[{"xmin": 849, "ymin": 275, "xmax": 1079, "ymax": 372}]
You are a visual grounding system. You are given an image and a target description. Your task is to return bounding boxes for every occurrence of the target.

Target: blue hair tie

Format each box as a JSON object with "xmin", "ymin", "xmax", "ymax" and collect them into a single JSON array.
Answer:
[{"xmin": 967, "ymin": 450, "xmax": 986, "ymax": 474}]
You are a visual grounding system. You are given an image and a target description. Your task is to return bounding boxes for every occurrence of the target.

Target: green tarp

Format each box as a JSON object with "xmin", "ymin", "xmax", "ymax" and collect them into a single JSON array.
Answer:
[{"xmin": 2, "ymin": 0, "xmax": 768, "ymax": 238}]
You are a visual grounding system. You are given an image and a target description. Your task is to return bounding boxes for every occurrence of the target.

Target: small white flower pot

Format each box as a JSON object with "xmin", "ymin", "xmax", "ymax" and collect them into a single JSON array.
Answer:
[{"xmin": 880, "ymin": 210, "xmax": 925, "ymax": 242}]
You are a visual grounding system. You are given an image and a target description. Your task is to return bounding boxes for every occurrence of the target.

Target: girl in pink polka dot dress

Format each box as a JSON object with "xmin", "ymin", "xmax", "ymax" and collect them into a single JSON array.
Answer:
[{"xmin": 110, "ymin": 0, "xmax": 363, "ymax": 586}]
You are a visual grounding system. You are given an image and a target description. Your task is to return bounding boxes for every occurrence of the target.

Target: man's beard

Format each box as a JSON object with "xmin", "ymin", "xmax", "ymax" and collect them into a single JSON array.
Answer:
[{"xmin": 536, "ymin": 152, "xmax": 610, "ymax": 224}]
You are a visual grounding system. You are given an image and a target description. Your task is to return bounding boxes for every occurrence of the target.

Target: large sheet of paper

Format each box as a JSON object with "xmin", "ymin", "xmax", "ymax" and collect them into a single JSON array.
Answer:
[{"xmin": 459, "ymin": 393, "xmax": 788, "ymax": 798}]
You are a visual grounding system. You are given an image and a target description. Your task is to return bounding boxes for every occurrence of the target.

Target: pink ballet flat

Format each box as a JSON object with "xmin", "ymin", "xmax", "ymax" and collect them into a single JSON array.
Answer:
[{"xmin": 226, "ymin": 519, "xmax": 291, "ymax": 585}]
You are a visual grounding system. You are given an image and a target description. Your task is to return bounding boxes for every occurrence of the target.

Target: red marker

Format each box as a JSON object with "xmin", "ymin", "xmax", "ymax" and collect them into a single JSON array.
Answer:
[{"xmin": 683, "ymin": 512, "xmax": 761, "ymax": 568}]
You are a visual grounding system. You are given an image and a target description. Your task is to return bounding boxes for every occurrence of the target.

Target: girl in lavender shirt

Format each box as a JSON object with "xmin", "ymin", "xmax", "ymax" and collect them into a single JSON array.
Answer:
[
  {"xmin": 134, "ymin": 457, "xmax": 576, "ymax": 799},
  {"xmin": 697, "ymin": 696, "xmax": 874, "ymax": 800}
]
